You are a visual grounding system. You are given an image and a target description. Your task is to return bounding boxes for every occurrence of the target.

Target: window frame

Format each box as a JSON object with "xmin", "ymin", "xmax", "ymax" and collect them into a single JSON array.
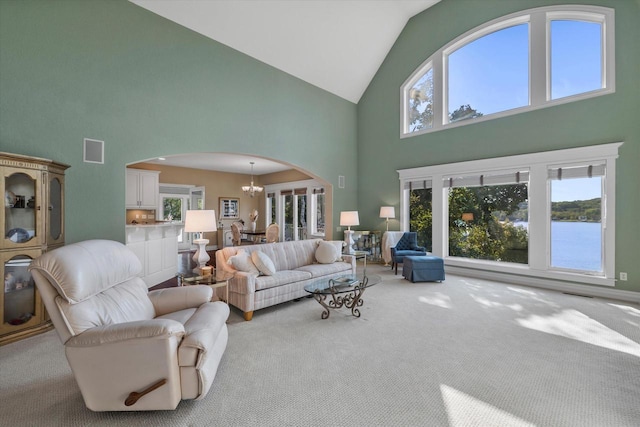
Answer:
[
  {"xmin": 398, "ymin": 142, "xmax": 621, "ymax": 287},
  {"xmin": 400, "ymin": 5, "xmax": 615, "ymax": 138},
  {"xmin": 546, "ymin": 161, "xmax": 606, "ymax": 275},
  {"xmin": 264, "ymin": 179, "xmax": 326, "ymax": 241},
  {"xmin": 311, "ymin": 188, "xmax": 326, "ymax": 237}
]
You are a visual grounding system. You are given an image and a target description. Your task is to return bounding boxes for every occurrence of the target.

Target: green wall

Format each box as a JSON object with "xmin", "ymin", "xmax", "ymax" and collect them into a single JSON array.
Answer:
[
  {"xmin": 0, "ymin": 0, "xmax": 358, "ymax": 243},
  {"xmin": 1, "ymin": 0, "xmax": 638, "ymax": 292},
  {"xmin": 357, "ymin": 0, "xmax": 640, "ymax": 291}
]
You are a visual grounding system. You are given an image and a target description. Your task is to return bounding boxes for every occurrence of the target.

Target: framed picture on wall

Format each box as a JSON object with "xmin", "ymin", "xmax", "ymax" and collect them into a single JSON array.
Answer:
[{"xmin": 219, "ymin": 197, "xmax": 239, "ymax": 219}]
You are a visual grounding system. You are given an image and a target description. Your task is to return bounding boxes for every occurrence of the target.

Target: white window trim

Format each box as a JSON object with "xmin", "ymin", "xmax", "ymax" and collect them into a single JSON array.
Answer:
[
  {"xmin": 401, "ymin": 5, "xmax": 615, "ymax": 138},
  {"xmin": 398, "ymin": 142, "xmax": 622, "ymax": 288}
]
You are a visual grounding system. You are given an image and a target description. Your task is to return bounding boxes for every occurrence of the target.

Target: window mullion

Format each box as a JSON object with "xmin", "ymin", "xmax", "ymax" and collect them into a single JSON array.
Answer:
[
  {"xmin": 433, "ymin": 54, "xmax": 445, "ymax": 127},
  {"xmin": 603, "ymin": 157, "xmax": 616, "ymax": 278},
  {"xmin": 431, "ymin": 174, "xmax": 446, "ymax": 257},
  {"xmin": 530, "ymin": 12, "xmax": 547, "ymax": 105},
  {"xmin": 527, "ymin": 164, "xmax": 549, "ymax": 270}
]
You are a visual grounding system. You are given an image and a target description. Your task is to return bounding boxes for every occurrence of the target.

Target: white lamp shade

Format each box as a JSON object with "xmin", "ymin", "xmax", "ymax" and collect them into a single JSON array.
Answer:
[
  {"xmin": 184, "ymin": 210, "xmax": 217, "ymax": 233},
  {"xmin": 379, "ymin": 206, "xmax": 395, "ymax": 219},
  {"xmin": 340, "ymin": 211, "xmax": 360, "ymax": 227}
]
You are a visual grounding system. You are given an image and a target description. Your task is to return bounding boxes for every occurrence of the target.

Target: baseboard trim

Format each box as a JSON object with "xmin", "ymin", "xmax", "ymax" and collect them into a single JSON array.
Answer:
[{"xmin": 447, "ymin": 266, "xmax": 640, "ymax": 303}]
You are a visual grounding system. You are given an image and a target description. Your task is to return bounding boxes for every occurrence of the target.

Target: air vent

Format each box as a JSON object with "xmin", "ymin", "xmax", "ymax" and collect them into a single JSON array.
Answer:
[{"xmin": 83, "ymin": 138, "xmax": 104, "ymax": 164}]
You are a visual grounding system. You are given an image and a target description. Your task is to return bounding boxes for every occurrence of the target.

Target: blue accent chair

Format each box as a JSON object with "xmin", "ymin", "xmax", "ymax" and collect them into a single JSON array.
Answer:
[{"xmin": 390, "ymin": 232, "xmax": 427, "ymax": 274}]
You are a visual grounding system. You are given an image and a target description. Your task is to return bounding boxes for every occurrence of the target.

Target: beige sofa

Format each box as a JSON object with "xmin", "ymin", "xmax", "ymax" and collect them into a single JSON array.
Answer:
[{"xmin": 215, "ymin": 239, "xmax": 355, "ymax": 320}]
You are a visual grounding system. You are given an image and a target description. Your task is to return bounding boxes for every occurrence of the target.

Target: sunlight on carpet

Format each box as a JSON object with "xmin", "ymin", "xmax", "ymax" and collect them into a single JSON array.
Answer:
[
  {"xmin": 418, "ymin": 292, "xmax": 452, "ymax": 309},
  {"xmin": 441, "ymin": 384, "xmax": 536, "ymax": 427},
  {"xmin": 517, "ymin": 308, "xmax": 640, "ymax": 357}
]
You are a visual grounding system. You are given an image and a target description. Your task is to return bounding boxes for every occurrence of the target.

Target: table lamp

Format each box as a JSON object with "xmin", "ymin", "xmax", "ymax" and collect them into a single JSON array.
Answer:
[
  {"xmin": 340, "ymin": 211, "xmax": 359, "ymax": 255},
  {"xmin": 379, "ymin": 206, "xmax": 395, "ymax": 231},
  {"xmin": 184, "ymin": 210, "xmax": 217, "ymax": 274}
]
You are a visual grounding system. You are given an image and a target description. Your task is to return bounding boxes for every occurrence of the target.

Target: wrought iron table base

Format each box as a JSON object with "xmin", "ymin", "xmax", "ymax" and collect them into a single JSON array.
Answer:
[{"xmin": 311, "ymin": 278, "xmax": 369, "ymax": 319}]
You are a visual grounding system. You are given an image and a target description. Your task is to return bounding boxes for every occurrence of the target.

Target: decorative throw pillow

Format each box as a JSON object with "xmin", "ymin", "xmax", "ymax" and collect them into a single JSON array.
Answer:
[
  {"xmin": 251, "ymin": 250, "xmax": 276, "ymax": 276},
  {"xmin": 316, "ymin": 240, "xmax": 341, "ymax": 264},
  {"xmin": 227, "ymin": 249, "xmax": 259, "ymax": 274},
  {"xmin": 326, "ymin": 240, "xmax": 345, "ymax": 261}
]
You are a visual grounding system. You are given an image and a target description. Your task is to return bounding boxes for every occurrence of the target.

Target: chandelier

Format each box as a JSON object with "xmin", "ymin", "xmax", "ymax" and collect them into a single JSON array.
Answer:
[{"xmin": 242, "ymin": 161, "xmax": 263, "ymax": 197}]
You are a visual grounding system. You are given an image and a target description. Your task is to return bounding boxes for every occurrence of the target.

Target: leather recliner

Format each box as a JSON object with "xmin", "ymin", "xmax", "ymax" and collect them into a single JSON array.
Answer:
[
  {"xmin": 29, "ymin": 239, "xmax": 229, "ymax": 411},
  {"xmin": 390, "ymin": 232, "xmax": 427, "ymax": 274}
]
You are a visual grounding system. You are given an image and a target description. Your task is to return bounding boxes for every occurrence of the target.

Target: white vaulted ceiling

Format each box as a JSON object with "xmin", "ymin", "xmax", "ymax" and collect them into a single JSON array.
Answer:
[{"xmin": 129, "ymin": 0, "xmax": 440, "ymax": 104}]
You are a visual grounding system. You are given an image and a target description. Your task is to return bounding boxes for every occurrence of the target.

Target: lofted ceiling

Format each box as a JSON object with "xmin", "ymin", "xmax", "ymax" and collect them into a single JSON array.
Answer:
[
  {"xmin": 130, "ymin": 0, "xmax": 440, "ymax": 104},
  {"xmin": 129, "ymin": 0, "xmax": 440, "ymax": 173}
]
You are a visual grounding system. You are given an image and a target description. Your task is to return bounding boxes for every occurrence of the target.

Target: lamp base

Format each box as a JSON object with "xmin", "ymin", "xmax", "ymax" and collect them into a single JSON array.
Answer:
[
  {"xmin": 343, "ymin": 229, "xmax": 355, "ymax": 255},
  {"xmin": 192, "ymin": 238, "xmax": 210, "ymax": 274}
]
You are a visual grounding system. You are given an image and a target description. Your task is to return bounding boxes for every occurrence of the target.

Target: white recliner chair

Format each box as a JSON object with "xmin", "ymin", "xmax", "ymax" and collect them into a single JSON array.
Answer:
[{"xmin": 29, "ymin": 239, "xmax": 229, "ymax": 411}]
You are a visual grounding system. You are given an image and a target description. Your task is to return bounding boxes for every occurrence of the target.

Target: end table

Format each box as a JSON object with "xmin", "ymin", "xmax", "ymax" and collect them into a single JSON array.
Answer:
[{"xmin": 180, "ymin": 270, "xmax": 230, "ymax": 304}]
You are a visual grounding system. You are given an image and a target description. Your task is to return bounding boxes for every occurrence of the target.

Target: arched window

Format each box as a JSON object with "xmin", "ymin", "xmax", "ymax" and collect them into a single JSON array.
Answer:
[{"xmin": 401, "ymin": 5, "xmax": 614, "ymax": 137}]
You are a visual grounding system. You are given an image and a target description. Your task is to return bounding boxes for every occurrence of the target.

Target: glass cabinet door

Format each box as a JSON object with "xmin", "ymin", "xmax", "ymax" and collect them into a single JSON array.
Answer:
[
  {"xmin": 46, "ymin": 172, "xmax": 65, "ymax": 246},
  {"xmin": 3, "ymin": 167, "xmax": 42, "ymax": 249},
  {"xmin": 1, "ymin": 250, "xmax": 42, "ymax": 336}
]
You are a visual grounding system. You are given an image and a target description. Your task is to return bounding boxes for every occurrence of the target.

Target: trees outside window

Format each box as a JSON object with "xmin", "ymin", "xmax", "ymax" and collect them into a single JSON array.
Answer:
[
  {"xmin": 410, "ymin": 188, "xmax": 433, "ymax": 252},
  {"xmin": 447, "ymin": 185, "xmax": 528, "ymax": 264},
  {"xmin": 408, "ymin": 68, "xmax": 433, "ymax": 131}
]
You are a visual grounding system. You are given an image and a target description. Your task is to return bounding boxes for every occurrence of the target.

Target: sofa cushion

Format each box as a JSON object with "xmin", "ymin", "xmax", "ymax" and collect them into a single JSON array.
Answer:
[
  {"xmin": 251, "ymin": 250, "xmax": 276, "ymax": 276},
  {"xmin": 227, "ymin": 249, "xmax": 259, "ymax": 274},
  {"xmin": 254, "ymin": 270, "xmax": 312, "ymax": 291},
  {"xmin": 296, "ymin": 262, "xmax": 352, "ymax": 278}
]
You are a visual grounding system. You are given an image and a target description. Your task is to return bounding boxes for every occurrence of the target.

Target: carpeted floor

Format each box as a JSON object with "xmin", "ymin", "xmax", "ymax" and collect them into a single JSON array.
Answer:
[{"xmin": 1, "ymin": 264, "xmax": 639, "ymax": 426}]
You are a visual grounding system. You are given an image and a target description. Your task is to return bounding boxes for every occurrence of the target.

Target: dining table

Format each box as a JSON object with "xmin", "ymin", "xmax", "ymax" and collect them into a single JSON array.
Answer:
[{"xmin": 242, "ymin": 229, "xmax": 266, "ymax": 243}]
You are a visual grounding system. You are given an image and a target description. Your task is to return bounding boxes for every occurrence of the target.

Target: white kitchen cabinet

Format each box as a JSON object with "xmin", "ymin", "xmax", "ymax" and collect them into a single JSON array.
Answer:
[
  {"xmin": 125, "ymin": 169, "xmax": 159, "ymax": 209},
  {"xmin": 126, "ymin": 224, "xmax": 180, "ymax": 287}
]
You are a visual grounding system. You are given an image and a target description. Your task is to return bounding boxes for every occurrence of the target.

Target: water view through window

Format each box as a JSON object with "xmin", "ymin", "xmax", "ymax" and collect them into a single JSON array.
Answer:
[{"xmin": 550, "ymin": 176, "xmax": 603, "ymax": 272}]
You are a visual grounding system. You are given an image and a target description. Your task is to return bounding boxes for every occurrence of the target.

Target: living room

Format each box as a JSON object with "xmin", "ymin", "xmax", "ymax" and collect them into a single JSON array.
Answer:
[{"xmin": 1, "ymin": 0, "xmax": 639, "ymax": 425}]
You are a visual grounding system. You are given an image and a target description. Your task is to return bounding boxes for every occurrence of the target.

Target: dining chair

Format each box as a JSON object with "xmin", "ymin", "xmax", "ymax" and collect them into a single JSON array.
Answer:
[{"xmin": 265, "ymin": 223, "xmax": 280, "ymax": 243}]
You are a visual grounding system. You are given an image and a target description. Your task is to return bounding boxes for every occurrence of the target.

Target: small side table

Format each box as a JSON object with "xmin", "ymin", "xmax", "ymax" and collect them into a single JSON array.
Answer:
[
  {"xmin": 181, "ymin": 271, "xmax": 229, "ymax": 304},
  {"xmin": 352, "ymin": 250, "xmax": 369, "ymax": 275}
]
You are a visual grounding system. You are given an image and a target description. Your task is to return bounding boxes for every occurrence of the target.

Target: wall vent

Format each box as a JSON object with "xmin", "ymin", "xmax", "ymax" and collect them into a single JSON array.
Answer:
[{"xmin": 83, "ymin": 138, "xmax": 104, "ymax": 164}]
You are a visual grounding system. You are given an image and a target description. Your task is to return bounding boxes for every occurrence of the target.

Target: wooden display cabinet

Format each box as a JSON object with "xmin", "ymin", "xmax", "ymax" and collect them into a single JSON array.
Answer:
[{"xmin": 1, "ymin": 152, "xmax": 69, "ymax": 345}]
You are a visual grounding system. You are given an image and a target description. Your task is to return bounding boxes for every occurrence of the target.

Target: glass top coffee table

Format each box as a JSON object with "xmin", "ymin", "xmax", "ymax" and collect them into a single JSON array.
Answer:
[{"xmin": 304, "ymin": 273, "xmax": 381, "ymax": 319}]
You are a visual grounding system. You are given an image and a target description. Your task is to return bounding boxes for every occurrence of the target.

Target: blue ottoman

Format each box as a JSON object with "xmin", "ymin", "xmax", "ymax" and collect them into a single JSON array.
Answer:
[{"xmin": 402, "ymin": 256, "xmax": 445, "ymax": 282}]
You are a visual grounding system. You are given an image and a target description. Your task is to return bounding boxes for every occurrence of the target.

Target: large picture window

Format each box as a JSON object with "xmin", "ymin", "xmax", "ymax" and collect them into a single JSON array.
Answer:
[
  {"xmin": 398, "ymin": 143, "xmax": 621, "ymax": 288},
  {"xmin": 401, "ymin": 5, "xmax": 614, "ymax": 136},
  {"xmin": 446, "ymin": 171, "xmax": 529, "ymax": 264},
  {"xmin": 548, "ymin": 163, "xmax": 604, "ymax": 273}
]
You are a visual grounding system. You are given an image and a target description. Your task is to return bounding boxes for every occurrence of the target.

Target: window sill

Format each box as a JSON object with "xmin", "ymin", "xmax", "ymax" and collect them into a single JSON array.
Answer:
[{"xmin": 445, "ymin": 257, "xmax": 615, "ymax": 287}]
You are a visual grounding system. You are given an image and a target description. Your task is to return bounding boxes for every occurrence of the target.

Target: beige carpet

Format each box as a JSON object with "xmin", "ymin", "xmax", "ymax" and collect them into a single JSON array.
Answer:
[{"xmin": 1, "ymin": 264, "xmax": 639, "ymax": 426}]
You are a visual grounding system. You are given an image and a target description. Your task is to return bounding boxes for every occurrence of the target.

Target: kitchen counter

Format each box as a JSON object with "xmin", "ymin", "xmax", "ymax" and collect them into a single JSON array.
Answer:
[{"xmin": 126, "ymin": 221, "xmax": 182, "ymax": 228}]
